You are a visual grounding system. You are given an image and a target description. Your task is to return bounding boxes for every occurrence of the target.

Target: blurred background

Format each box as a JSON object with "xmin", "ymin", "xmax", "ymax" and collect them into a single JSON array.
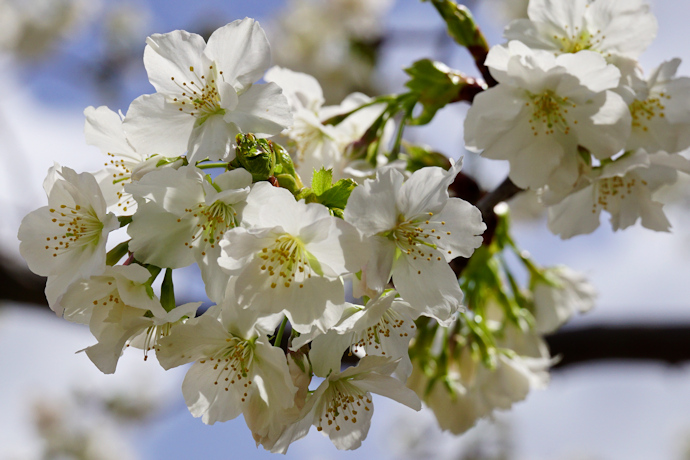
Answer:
[{"xmin": 1, "ymin": 0, "xmax": 690, "ymax": 459}]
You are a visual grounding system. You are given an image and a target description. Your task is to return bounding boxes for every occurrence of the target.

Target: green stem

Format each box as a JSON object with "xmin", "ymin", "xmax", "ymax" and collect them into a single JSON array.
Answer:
[
  {"xmin": 196, "ymin": 162, "xmax": 228, "ymax": 170},
  {"xmin": 322, "ymin": 95, "xmax": 396, "ymax": 126},
  {"xmin": 274, "ymin": 316, "xmax": 289, "ymax": 348}
]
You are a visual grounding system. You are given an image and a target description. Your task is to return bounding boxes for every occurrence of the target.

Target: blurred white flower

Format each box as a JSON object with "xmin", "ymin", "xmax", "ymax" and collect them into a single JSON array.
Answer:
[
  {"xmin": 627, "ymin": 59, "xmax": 690, "ymax": 154},
  {"xmin": 531, "ymin": 266, "xmax": 597, "ymax": 334},
  {"xmin": 547, "ymin": 150, "xmax": 690, "ymax": 238},
  {"xmin": 504, "ymin": 0, "xmax": 657, "ymax": 61}
]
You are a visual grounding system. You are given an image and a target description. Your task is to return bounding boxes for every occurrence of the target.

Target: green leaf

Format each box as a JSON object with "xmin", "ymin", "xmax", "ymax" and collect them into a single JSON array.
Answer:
[
  {"xmin": 403, "ymin": 59, "xmax": 465, "ymax": 125},
  {"xmin": 429, "ymin": 0, "xmax": 487, "ymax": 49},
  {"xmin": 318, "ymin": 178, "xmax": 357, "ymax": 211},
  {"xmin": 300, "ymin": 170, "xmax": 357, "ymax": 217},
  {"xmin": 403, "ymin": 141, "xmax": 452, "ymax": 173},
  {"xmin": 161, "ymin": 268, "xmax": 176, "ymax": 312},
  {"xmin": 105, "ymin": 240, "xmax": 130, "ymax": 266},
  {"xmin": 311, "ymin": 168, "xmax": 333, "ymax": 196}
]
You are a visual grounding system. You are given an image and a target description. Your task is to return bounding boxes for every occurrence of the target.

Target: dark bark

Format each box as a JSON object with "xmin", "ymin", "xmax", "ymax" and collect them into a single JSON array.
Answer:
[
  {"xmin": 0, "ymin": 253, "xmax": 47, "ymax": 307},
  {"xmin": 546, "ymin": 324, "xmax": 690, "ymax": 369}
]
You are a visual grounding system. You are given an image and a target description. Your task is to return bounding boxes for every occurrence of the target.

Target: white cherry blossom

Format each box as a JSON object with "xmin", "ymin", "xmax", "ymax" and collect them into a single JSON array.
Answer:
[
  {"xmin": 627, "ymin": 59, "xmax": 690, "ymax": 154},
  {"xmin": 295, "ymin": 290, "xmax": 418, "ymax": 381},
  {"xmin": 61, "ymin": 264, "xmax": 199, "ymax": 373},
  {"xmin": 547, "ymin": 150, "xmax": 690, "ymax": 238},
  {"xmin": 123, "ymin": 19, "xmax": 292, "ymax": 164},
  {"xmin": 157, "ymin": 305, "xmax": 297, "ymax": 434},
  {"xmin": 504, "ymin": 0, "xmax": 657, "ymax": 61},
  {"xmin": 218, "ymin": 182, "xmax": 367, "ymax": 333},
  {"xmin": 531, "ymin": 265, "xmax": 596, "ymax": 333},
  {"xmin": 270, "ymin": 356, "xmax": 421, "ymax": 452},
  {"xmin": 465, "ymin": 41, "xmax": 631, "ymax": 194},
  {"xmin": 218, "ymin": 181, "xmax": 367, "ymax": 333},
  {"xmin": 265, "ymin": 66, "xmax": 390, "ymax": 185},
  {"xmin": 344, "ymin": 162, "xmax": 485, "ymax": 324},
  {"xmin": 126, "ymin": 165, "xmax": 252, "ymax": 302},
  {"xmin": 409, "ymin": 326, "xmax": 550, "ymax": 434},
  {"xmin": 60, "ymin": 264, "xmax": 164, "ymax": 325},
  {"xmin": 18, "ymin": 164, "xmax": 119, "ymax": 314},
  {"xmin": 85, "ymin": 105, "xmax": 183, "ymax": 216}
]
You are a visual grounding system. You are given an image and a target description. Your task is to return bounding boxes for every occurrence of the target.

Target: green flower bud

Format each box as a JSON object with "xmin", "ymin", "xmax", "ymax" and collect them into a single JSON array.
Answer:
[{"xmin": 234, "ymin": 133, "xmax": 276, "ymax": 181}]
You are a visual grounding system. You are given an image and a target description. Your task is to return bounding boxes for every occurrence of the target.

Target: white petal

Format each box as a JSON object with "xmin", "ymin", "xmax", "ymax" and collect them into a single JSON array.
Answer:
[
  {"xmin": 187, "ymin": 113, "xmax": 237, "ymax": 163},
  {"xmin": 124, "ymin": 93, "xmax": 193, "ymax": 157},
  {"xmin": 143, "ymin": 29, "xmax": 208, "ymax": 95},
  {"xmin": 556, "ymin": 51, "xmax": 620, "ymax": 93},
  {"xmin": 306, "ymin": 217, "xmax": 368, "ymax": 276},
  {"xmin": 343, "ymin": 167, "xmax": 402, "ymax": 236},
  {"xmin": 528, "ymin": 0, "xmax": 587, "ymax": 31},
  {"xmin": 85, "ymin": 305, "xmax": 151, "ymax": 374},
  {"xmin": 392, "ymin": 249, "xmax": 462, "ymax": 325},
  {"xmin": 397, "ymin": 162, "xmax": 460, "ymax": 218},
  {"xmin": 361, "ymin": 236, "xmax": 396, "ymax": 293},
  {"xmin": 575, "ymin": 91, "xmax": 631, "ymax": 159},
  {"xmin": 156, "ymin": 313, "xmax": 229, "ymax": 370},
  {"xmin": 204, "ymin": 18, "xmax": 271, "ymax": 93},
  {"xmin": 547, "ymin": 184, "xmax": 600, "ymax": 239},
  {"xmin": 224, "ymin": 82, "xmax": 292, "ymax": 137},
  {"xmin": 264, "ymin": 66, "xmax": 324, "ymax": 113},
  {"xmin": 431, "ymin": 198, "xmax": 485, "ymax": 261},
  {"xmin": 182, "ymin": 361, "xmax": 244, "ymax": 424},
  {"xmin": 126, "ymin": 201, "xmax": 196, "ymax": 268},
  {"xmin": 464, "ymin": 85, "xmax": 527, "ymax": 153},
  {"xmin": 353, "ymin": 373, "xmax": 421, "ymax": 410},
  {"xmin": 84, "ymin": 106, "xmax": 141, "ymax": 162},
  {"xmin": 508, "ymin": 134, "xmax": 566, "ymax": 189}
]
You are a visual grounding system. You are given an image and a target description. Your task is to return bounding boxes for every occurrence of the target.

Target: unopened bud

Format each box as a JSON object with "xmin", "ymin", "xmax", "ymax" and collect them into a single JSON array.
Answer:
[{"xmin": 234, "ymin": 133, "xmax": 276, "ymax": 181}]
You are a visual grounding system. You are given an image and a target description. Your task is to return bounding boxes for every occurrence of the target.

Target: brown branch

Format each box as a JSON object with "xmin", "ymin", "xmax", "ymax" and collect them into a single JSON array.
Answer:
[
  {"xmin": 0, "ymin": 252, "xmax": 47, "ymax": 307},
  {"xmin": 451, "ymin": 77, "xmax": 485, "ymax": 104},
  {"xmin": 546, "ymin": 325, "xmax": 690, "ymax": 369},
  {"xmin": 467, "ymin": 44, "xmax": 498, "ymax": 88},
  {"xmin": 475, "ymin": 177, "xmax": 523, "ymax": 220}
]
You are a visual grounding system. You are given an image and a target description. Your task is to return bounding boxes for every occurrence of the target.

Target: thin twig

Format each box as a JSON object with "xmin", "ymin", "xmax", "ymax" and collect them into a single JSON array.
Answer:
[{"xmin": 476, "ymin": 177, "xmax": 523, "ymax": 219}]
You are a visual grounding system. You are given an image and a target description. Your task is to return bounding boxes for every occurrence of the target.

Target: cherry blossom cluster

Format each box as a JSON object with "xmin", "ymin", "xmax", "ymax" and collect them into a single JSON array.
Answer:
[
  {"xmin": 16, "ymin": 0, "xmax": 686, "ymax": 453},
  {"xmin": 465, "ymin": 0, "xmax": 690, "ymax": 238},
  {"xmin": 18, "ymin": 17, "xmax": 486, "ymax": 452}
]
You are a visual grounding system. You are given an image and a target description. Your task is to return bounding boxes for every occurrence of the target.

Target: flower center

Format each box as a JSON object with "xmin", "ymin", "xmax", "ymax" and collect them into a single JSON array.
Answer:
[
  {"xmin": 554, "ymin": 26, "xmax": 606, "ymax": 55},
  {"xmin": 258, "ymin": 234, "xmax": 315, "ymax": 289},
  {"xmin": 170, "ymin": 64, "xmax": 226, "ymax": 123},
  {"xmin": 630, "ymin": 93, "xmax": 670, "ymax": 133},
  {"xmin": 386, "ymin": 212, "xmax": 451, "ymax": 267},
  {"xmin": 317, "ymin": 381, "xmax": 371, "ymax": 432},
  {"xmin": 526, "ymin": 90, "xmax": 577, "ymax": 136},
  {"xmin": 182, "ymin": 201, "xmax": 238, "ymax": 252},
  {"xmin": 104, "ymin": 153, "xmax": 142, "ymax": 213},
  {"xmin": 350, "ymin": 308, "xmax": 412, "ymax": 357},
  {"xmin": 259, "ymin": 234, "xmax": 318, "ymax": 289},
  {"xmin": 200, "ymin": 337, "xmax": 255, "ymax": 399},
  {"xmin": 595, "ymin": 174, "xmax": 647, "ymax": 212},
  {"xmin": 45, "ymin": 204, "xmax": 104, "ymax": 257}
]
